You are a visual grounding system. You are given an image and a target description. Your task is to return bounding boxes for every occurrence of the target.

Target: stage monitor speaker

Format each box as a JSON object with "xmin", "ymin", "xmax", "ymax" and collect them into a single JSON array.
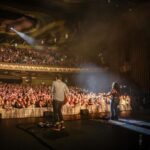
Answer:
[
  {"xmin": 43, "ymin": 111, "xmax": 53, "ymax": 118},
  {"xmin": 80, "ymin": 109, "xmax": 89, "ymax": 119}
]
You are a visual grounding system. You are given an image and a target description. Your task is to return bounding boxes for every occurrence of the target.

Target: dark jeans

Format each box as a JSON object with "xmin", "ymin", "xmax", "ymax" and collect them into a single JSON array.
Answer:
[
  {"xmin": 52, "ymin": 100, "xmax": 63, "ymax": 124},
  {"xmin": 110, "ymin": 100, "xmax": 119, "ymax": 120}
]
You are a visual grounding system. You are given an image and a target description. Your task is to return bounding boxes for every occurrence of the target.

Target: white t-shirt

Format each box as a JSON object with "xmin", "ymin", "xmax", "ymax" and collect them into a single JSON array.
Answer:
[{"xmin": 51, "ymin": 80, "xmax": 69, "ymax": 102}]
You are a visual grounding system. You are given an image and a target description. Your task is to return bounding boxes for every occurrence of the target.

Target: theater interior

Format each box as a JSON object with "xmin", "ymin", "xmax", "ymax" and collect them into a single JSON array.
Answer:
[{"xmin": 0, "ymin": 0, "xmax": 150, "ymax": 150}]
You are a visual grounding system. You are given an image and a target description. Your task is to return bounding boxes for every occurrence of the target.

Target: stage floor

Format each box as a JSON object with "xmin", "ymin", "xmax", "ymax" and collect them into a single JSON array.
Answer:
[{"xmin": 0, "ymin": 111, "xmax": 150, "ymax": 150}]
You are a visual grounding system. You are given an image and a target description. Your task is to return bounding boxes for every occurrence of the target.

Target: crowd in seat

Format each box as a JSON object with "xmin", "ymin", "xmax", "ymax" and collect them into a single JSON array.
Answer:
[
  {"xmin": 0, "ymin": 46, "xmax": 82, "ymax": 67},
  {"xmin": 0, "ymin": 84, "xmax": 51, "ymax": 110},
  {"xmin": 0, "ymin": 83, "xmax": 132, "ymax": 115}
]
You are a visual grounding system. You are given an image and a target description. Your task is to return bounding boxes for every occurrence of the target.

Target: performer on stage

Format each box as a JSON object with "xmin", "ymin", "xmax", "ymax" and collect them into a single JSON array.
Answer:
[
  {"xmin": 109, "ymin": 82, "xmax": 120, "ymax": 120},
  {"xmin": 51, "ymin": 74, "xmax": 69, "ymax": 130}
]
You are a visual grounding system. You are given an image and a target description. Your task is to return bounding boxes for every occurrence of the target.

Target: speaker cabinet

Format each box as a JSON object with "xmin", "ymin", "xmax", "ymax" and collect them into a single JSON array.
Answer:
[{"xmin": 80, "ymin": 109, "xmax": 89, "ymax": 119}]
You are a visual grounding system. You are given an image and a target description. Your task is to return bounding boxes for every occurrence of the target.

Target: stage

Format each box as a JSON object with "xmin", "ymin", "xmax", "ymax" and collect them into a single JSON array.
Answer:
[{"xmin": 0, "ymin": 111, "xmax": 150, "ymax": 150}]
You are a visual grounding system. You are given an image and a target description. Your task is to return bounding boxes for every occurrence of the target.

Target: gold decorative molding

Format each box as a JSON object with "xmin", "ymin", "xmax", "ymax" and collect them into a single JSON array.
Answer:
[{"xmin": 0, "ymin": 63, "xmax": 100, "ymax": 73}]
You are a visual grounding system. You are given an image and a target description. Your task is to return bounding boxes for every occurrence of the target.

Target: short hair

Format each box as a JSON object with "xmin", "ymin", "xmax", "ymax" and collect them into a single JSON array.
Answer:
[{"xmin": 56, "ymin": 74, "xmax": 62, "ymax": 80}]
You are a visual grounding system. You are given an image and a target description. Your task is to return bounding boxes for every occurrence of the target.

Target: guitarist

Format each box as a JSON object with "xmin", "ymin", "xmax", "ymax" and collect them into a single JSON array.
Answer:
[{"xmin": 108, "ymin": 82, "xmax": 120, "ymax": 120}]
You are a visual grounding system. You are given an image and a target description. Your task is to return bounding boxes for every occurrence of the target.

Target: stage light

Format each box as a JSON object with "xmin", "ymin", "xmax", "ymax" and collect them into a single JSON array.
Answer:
[
  {"xmin": 10, "ymin": 28, "xmax": 37, "ymax": 47},
  {"xmin": 65, "ymin": 33, "xmax": 68, "ymax": 39}
]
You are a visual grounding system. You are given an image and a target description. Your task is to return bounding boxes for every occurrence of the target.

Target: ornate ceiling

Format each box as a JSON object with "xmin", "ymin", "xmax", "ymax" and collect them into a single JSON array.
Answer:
[{"xmin": 0, "ymin": 0, "xmax": 149, "ymax": 66}]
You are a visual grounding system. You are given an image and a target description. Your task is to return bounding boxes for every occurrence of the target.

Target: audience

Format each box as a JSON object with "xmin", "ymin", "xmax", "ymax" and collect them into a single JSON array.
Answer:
[
  {"xmin": 0, "ymin": 83, "xmax": 132, "ymax": 114},
  {"xmin": 0, "ymin": 46, "xmax": 83, "ymax": 67}
]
